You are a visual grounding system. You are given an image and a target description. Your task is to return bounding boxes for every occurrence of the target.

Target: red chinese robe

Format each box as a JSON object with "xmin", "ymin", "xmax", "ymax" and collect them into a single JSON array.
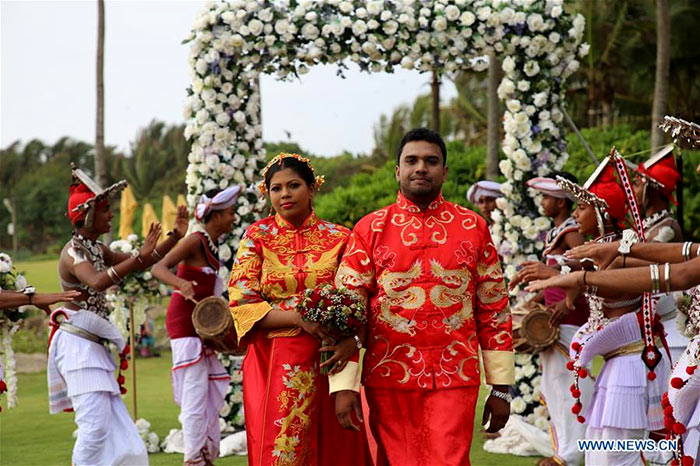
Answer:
[
  {"xmin": 335, "ymin": 191, "xmax": 514, "ymax": 390},
  {"xmin": 229, "ymin": 212, "xmax": 370, "ymax": 466}
]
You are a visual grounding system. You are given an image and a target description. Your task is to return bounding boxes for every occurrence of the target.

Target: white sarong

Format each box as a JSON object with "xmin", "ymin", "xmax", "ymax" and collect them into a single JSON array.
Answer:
[
  {"xmin": 170, "ymin": 337, "xmax": 229, "ymax": 465},
  {"xmin": 540, "ymin": 324, "xmax": 593, "ymax": 465},
  {"xmin": 48, "ymin": 308, "xmax": 148, "ymax": 465}
]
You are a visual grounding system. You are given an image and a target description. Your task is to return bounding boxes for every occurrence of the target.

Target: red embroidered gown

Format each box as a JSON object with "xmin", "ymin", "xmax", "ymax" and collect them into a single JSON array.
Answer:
[{"xmin": 229, "ymin": 212, "xmax": 371, "ymax": 466}]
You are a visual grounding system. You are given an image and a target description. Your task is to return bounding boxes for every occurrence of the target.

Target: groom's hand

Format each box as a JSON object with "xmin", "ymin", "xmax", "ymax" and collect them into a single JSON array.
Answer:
[
  {"xmin": 482, "ymin": 385, "xmax": 510, "ymax": 433},
  {"xmin": 335, "ymin": 390, "xmax": 363, "ymax": 431}
]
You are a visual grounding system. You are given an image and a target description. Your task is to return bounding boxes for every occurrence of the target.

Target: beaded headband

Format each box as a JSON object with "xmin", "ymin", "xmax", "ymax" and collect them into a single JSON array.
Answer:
[
  {"xmin": 555, "ymin": 176, "xmax": 609, "ymax": 212},
  {"xmin": 257, "ymin": 152, "xmax": 325, "ymax": 195},
  {"xmin": 660, "ymin": 116, "xmax": 700, "ymax": 148}
]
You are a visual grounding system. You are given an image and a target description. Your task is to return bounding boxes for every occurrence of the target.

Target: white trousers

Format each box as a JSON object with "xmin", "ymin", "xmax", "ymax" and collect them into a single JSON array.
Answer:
[
  {"xmin": 585, "ymin": 426, "xmax": 646, "ymax": 466},
  {"xmin": 71, "ymin": 390, "xmax": 148, "ymax": 466},
  {"xmin": 540, "ymin": 324, "xmax": 593, "ymax": 465}
]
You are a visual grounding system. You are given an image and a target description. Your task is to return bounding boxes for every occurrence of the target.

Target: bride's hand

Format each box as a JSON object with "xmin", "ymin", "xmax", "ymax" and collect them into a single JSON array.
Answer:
[
  {"xmin": 319, "ymin": 336, "xmax": 359, "ymax": 375},
  {"xmin": 297, "ymin": 315, "xmax": 333, "ymax": 342}
]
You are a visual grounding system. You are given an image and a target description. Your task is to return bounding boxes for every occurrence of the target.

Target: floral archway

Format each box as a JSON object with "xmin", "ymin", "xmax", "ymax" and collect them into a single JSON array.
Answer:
[{"xmin": 183, "ymin": 0, "xmax": 587, "ymax": 282}]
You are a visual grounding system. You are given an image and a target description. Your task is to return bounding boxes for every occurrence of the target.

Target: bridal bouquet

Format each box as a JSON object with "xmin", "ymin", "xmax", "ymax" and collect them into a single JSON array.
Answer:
[{"xmin": 296, "ymin": 284, "xmax": 366, "ymax": 374}]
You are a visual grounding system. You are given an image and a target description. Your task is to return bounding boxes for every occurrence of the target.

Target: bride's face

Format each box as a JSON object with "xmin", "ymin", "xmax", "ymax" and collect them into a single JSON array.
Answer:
[{"xmin": 268, "ymin": 168, "xmax": 314, "ymax": 225}]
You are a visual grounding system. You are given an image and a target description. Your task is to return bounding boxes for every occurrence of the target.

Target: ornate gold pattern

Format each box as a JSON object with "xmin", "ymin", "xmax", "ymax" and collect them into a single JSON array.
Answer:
[
  {"xmin": 272, "ymin": 364, "xmax": 317, "ymax": 465},
  {"xmin": 369, "ymin": 335, "xmax": 424, "ymax": 384},
  {"xmin": 390, "ymin": 213, "xmax": 422, "ymax": 246}
]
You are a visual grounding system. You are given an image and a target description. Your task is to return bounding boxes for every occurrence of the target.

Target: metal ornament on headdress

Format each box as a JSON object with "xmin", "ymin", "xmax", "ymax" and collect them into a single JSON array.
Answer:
[
  {"xmin": 70, "ymin": 162, "xmax": 127, "ymax": 229},
  {"xmin": 257, "ymin": 152, "xmax": 325, "ymax": 195},
  {"xmin": 660, "ymin": 116, "xmax": 700, "ymax": 148}
]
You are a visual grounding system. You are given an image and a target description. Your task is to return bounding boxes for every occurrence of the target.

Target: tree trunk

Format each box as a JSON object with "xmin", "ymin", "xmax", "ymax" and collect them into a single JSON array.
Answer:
[
  {"xmin": 431, "ymin": 71, "xmax": 440, "ymax": 132},
  {"xmin": 486, "ymin": 52, "xmax": 499, "ymax": 180},
  {"xmin": 651, "ymin": 0, "xmax": 671, "ymax": 150},
  {"xmin": 95, "ymin": 0, "xmax": 106, "ymax": 188}
]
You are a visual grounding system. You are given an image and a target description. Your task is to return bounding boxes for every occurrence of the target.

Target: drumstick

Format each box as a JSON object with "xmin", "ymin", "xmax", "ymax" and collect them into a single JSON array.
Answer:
[{"xmin": 173, "ymin": 290, "xmax": 199, "ymax": 305}]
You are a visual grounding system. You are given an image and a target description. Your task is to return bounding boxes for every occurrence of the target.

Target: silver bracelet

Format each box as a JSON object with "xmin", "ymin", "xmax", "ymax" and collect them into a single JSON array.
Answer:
[
  {"xmin": 650, "ymin": 264, "xmax": 660, "ymax": 294},
  {"xmin": 151, "ymin": 249, "xmax": 163, "ymax": 261},
  {"xmin": 602, "ymin": 296, "xmax": 642, "ymax": 309},
  {"xmin": 107, "ymin": 266, "xmax": 123, "ymax": 285},
  {"xmin": 490, "ymin": 389, "xmax": 512, "ymax": 403},
  {"xmin": 353, "ymin": 335, "xmax": 363, "ymax": 350},
  {"xmin": 683, "ymin": 242, "xmax": 693, "ymax": 261},
  {"xmin": 664, "ymin": 262, "xmax": 671, "ymax": 295}
]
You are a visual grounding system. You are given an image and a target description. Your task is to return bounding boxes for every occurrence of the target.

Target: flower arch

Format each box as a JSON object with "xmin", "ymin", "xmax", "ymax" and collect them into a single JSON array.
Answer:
[{"xmin": 183, "ymin": 0, "xmax": 587, "ymax": 280}]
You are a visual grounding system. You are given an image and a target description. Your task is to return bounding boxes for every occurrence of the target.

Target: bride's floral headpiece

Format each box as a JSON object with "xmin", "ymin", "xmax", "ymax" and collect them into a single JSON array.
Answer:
[{"xmin": 257, "ymin": 152, "xmax": 325, "ymax": 195}]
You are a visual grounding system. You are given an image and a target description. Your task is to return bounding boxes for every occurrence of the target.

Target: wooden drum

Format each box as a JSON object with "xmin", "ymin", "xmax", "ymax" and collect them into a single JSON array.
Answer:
[
  {"xmin": 512, "ymin": 303, "xmax": 559, "ymax": 354},
  {"xmin": 192, "ymin": 296, "xmax": 244, "ymax": 355}
]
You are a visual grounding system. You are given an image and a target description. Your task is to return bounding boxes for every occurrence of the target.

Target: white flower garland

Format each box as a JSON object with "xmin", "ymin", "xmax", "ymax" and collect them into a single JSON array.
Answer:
[
  {"xmin": 184, "ymin": 0, "xmax": 586, "ymax": 283},
  {"xmin": 0, "ymin": 324, "xmax": 19, "ymax": 410}
]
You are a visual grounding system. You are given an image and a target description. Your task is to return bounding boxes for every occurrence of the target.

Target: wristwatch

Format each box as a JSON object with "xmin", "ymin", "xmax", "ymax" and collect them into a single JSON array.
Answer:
[
  {"xmin": 23, "ymin": 286, "xmax": 36, "ymax": 305},
  {"xmin": 353, "ymin": 335, "xmax": 363, "ymax": 350},
  {"xmin": 618, "ymin": 229, "xmax": 638, "ymax": 256},
  {"xmin": 490, "ymin": 389, "xmax": 512, "ymax": 403}
]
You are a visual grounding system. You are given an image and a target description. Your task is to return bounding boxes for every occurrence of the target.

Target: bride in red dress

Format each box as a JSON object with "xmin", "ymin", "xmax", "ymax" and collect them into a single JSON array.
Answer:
[{"xmin": 228, "ymin": 153, "xmax": 370, "ymax": 466}]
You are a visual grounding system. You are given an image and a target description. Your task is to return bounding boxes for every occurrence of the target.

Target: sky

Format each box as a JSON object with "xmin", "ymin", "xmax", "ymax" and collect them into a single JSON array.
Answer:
[{"xmin": 1, "ymin": 1, "xmax": 457, "ymax": 157}]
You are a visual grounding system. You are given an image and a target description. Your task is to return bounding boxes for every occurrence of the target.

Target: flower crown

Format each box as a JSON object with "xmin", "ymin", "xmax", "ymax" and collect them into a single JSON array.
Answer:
[{"xmin": 257, "ymin": 152, "xmax": 325, "ymax": 195}]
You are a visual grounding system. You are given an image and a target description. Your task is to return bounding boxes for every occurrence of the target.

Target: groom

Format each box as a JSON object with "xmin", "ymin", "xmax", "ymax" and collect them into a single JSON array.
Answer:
[{"xmin": 332, "ymin": 128, "xmax": 514, "ymax": 465}]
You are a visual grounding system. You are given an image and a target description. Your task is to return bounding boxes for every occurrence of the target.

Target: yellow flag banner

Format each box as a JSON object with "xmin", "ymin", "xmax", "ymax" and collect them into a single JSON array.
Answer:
[
  {"xmin": 119, "ymin": 186, "xmax": 139, "ymax": 239},
  {"xmin": 176, "ymin": 194, "xmax": 187, "ymax": 208},
  {"xmin": 141, "ymin": 203, "xmax": 159, "ymax": 238},
  {"xmin": 161, "ymin": 195, "xmax": 178, "ymax": 241}
]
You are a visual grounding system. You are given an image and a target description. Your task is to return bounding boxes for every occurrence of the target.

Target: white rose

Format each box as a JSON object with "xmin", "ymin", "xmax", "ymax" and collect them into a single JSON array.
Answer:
[
  {"xmin": 339, "ymin": 1, "xmax": 353, "ymax": 14},
  {"xmin": 549, "ymin": 32, "xmax": 561, "ymax": 44},
  {"xmin": 445, "ymin": 5, "xmax": 460, "ymax": 21},
  {"xmin": 511, "ymin": 397, "xmax": 527, "ymax": 414},
  {"xmin": 274, "ymin": 20, "xmax": 289, "ymax": 35},
  {"xmin": 551, "ymin": 6, "xmax": 563, "ymax": 18},
  {"xmin": 352, "ymin": 20, "xmax": 368, "ymax": 36},
  {"xmin": 205, "ymin": 154, "xmax": 220, "ymax": 169},
  {"xmin": 476, "ymin": 6, "xmax": 491, "ymax": 22},
  {"xmin": 400, "ymin": 56, "xmax": 414, "ymax": 69},
  {"xmin": 380, "ymin": 10, "xmax": 392, "ymax": 21},
  {"xmin": 527, "ymin": 13, "xmax": 544, "ymax": 32},
  {"xmin": 506, "ymin": 99, "xmax": 522, "ymax": 113},
  {"xmin": 233, "ymin": 111, "xmax": 246, "ymax": 124},
  {"xmin": 497, "ymin": 78, "xmax": 515, "ymax": 99},
  {"xmin": 355, "ymin": 7, "xmax": 367, "ymax": 19},
  {"xmin": 432, "ymin": 16, "xmax": 447, "ymax": 32},
  {"xmin": 301, "ymin": 23, "xmax": 319, "ymax": 40},
  {"xmin": 248, "ymin": 19, "xmax": 263, "ymax": 36},
  {"xmin": 238, "ymin": 204, "xmax": 251, "ymax": 216},
  {"xmin": 500, "ymin": 7, "xmax": 515, "ymax": 24},
  {"xmin": 533, "ymin": 92, "xmax": 548, "ymax": 108},
  {"xmin": 579, "ymin": 43, "xmax": 590, "ymax": 57},
  {"xmin": 517, "ymin": 80, "xmax": 530, "ymax": 92},
  {"xmin": 524, "ymin": 60, "xmax": 540, "ymax": 77},
  {"xmin": 215, "ymin": 112, "xmax": 231, "ymax": 126},
  {"xmin": 502, "ymin": 56, "xmax": 516, "ymax": 74},
  {"xmin": 383, "ymin": 20, "xmax": 398, "ymax": 35},
  {"xmin": 460, "ymin": 11, "xmax": 475, "ymax": 26},
  {"xmin": 367, "ymin": 1, "xmax": 382, "ymax": 16},
  {"xmin": 143, "ymin": 271, "xmax": 153, "ymax": 281},
  {"xmin": 219, "ymin": 244, "xmax": 232, "ymax": 262}
]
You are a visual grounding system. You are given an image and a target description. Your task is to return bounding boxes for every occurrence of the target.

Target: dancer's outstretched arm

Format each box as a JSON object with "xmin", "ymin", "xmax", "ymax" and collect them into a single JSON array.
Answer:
[
  {"xmin": 527, "ymin": 257, "xmax": 700, "ymax": 309},
  {"xmin": 565, "ymin": 240, "xmax": 699, "ymax": 270}
]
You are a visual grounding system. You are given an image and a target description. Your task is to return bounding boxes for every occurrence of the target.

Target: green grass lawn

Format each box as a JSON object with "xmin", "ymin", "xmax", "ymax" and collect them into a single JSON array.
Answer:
[
  {"xmin": 1, "ymin": 352, "xmax": 540, "ymax": 466},
  {"xmin": 14, "ymin": 258, "xmax": 62, "ymax": 294}
]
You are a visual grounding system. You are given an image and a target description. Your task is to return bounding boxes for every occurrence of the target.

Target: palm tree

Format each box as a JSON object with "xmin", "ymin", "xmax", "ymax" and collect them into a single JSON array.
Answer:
[
  {"xmin": 95, "ymin": 0, "xmax": 106, "ymax": 188},
  {"xmin": 651, "ymin": 0, "xmax": 671, "ymax": 150},
  {"xmin": 486, "ymin": 52, "xmax": 499, "ymax": 180}
]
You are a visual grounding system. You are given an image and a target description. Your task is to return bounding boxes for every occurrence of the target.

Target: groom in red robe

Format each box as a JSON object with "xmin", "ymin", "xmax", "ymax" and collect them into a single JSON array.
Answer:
[{"xmin": 331, "ymin": 128, "xmax": 514, "ymax": 465}]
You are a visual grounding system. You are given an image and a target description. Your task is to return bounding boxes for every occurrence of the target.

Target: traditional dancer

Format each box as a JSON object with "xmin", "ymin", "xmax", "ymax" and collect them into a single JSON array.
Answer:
[
  {"xmin": 49, "ymin": 164, "xmax": 187, "ymax": 465},
  {"xmin": 467, "ymin": 179, "xmax": 503, "ymax": 224},
  {"xmin": 632, "ymin": 146, "xmax": 687, "ymax": 364},
  {"xmin": 529, "ymin": 158, "xmax": 670, "ymax": 466},
  {"xmin": 510, "ymin": 174, "xmax": 591, "ymax": 466},
  {"xmin": 228, "ymin": 153, "xmax": 371, "ymax": 466},
  {"xmin": 332, "ymin": 128, "xmax": 514, "ymax": 466},
  {"xmin": 152, "ymin": 186, "xmax": 241, "ymax": 465}
]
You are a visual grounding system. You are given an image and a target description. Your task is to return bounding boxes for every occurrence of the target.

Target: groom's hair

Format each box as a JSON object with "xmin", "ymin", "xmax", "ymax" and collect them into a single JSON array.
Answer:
[{"xmin": 396, "ymin": 127, "xmax": 447, "ymax": 165}]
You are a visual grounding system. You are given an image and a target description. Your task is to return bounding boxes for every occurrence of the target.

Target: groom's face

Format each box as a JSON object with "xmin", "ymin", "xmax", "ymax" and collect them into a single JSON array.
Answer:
[{"xmin": 395, "ymin": 140, "xmax": 447, "ymax": 201}]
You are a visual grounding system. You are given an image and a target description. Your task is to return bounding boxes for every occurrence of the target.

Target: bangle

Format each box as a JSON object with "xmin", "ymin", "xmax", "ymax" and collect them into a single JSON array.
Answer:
[
  {"xmin": 583, "ymin": 270, "xmax": 589, "ymax": 286},
  {"xmin": 682, "ymin": 242, "xmax": 693, "ymax": 261},
  {"xmin": 136, "ymin": 255, "xmax": 145, "ymax": 265},
  {"xmin": 490, "ymin": 389, "xmax": 512, "ymax": 403},
  {"xmin": 151, "ymin": 249, "xmax": 163, "ymax": 261},
  {"xmin": 664, "ymin": 262, "xmax": 671, "ymax": 295},
  {"xmin": 353, "ymin": 335, "xmax": 363, "ymax": 349},
  {"xmin": 649, "ymin": 264, "xmax": 660, "ymax": 294},
  {"xmin": 107, "ymin": 266, "xmax": 123, "ymax": 284},
  {"xmin": 622, "ymin": 255, "xmax": 627, "ymax": 268}
]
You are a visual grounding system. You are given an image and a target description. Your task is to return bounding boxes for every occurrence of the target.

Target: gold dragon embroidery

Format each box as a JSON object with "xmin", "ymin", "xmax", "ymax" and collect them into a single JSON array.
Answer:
[
  {"xmin": 429, "ymin": 261, "xmax": 474, "ymax": 332},
  {"xmin": 376, "ymin": 261, "xmax": 425, "ymax": 334}
]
